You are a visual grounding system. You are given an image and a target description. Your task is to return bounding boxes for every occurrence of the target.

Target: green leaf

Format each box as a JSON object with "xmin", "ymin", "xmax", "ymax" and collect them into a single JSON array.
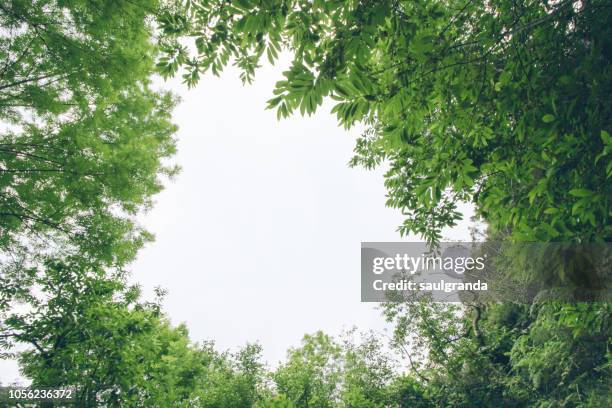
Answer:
[{"xmin": 568, "ymin": 189, "xmax": 593, "ymax": 198}]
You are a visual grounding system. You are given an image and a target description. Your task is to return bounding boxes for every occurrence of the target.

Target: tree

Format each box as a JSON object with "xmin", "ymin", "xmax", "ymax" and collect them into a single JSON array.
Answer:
[
  {"xmin": 272, "ymin": 330, "xmax": 407, "ymax": 408},
  {"xmin": 2, "ymin": 255, "xmax": 270, "ymax": 407},
  {"xmin": 156, "ymin": 7, "xmax": 611, "ymax": 404},
  {"xmin": 0, "ymin": 0, "xmax": 178, "ymax": 271},
  {"xmin": 190, "ymin": 341, "xmax": 266, "ymax": 408},
  {"xmin": 2, "ymin": 1, "xmax": 610, "ymax": 406},
  {"xmin": 273, "ymin": 331, "xmax": 343, "ymax": 408},
  {"xmin": 2, "ymin": 257, "xmax": 202, "ymax": 406},
  {"xmin": 162, "ymin": 0, "xmax": 610, "ymax": 243},
  {"xmin": 508, "ymin": 302, "xmax": 612, "ymax": 407},
  {"xmin": 340, "ymin": 330, "xmax": 397, "ymax": 407},
  {"xmin": 380, "ymin": 285, "xmax": 611, "ymax": 406}
]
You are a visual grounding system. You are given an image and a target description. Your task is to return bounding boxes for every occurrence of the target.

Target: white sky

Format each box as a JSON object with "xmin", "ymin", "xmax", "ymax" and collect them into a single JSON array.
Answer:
[
  {"xmin": 128, "ymin": 59, "xmax": 474, "ymax": 366},
  {"xmin": 1, "ymin": 58, "xmax": 473, "ymax": 383}
]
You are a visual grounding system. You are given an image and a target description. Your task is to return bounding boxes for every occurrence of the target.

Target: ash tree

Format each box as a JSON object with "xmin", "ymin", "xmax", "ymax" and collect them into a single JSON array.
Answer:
[
  {"xmin": 0, "ymin": 0, "xmax": 179, "ymax": 270},
  {"xmin": 0, "ymin": 0, "xmax": 183, "ymax": 382}
]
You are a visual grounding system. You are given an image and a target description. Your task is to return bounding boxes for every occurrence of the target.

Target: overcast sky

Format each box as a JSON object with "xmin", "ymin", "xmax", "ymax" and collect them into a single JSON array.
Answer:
[
  {"xmin": 1, "ymin": 58, "xmax": 473, "ymax": 383},
  {"xmin": 128, "ymin": 59, "xmax": 474, "ymax": 366}
]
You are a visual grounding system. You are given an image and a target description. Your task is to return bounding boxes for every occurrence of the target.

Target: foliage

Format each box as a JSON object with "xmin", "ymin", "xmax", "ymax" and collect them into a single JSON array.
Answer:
[
  {"xmin": 0, "ymin": 2, "xmax": 181, "ymax": 383},
  {"xmin": 154, "ymin": 4, "xmax": 612, "ymax": 403},
  {"xmin": 163, "ymin": 0, "xmax": 610, "ymax": 243},
  {"xmin": 2, "ymin": 256, "xmax": 268, "ymax": 407},
  {"xmin": 191, "ymin": 342, "xmax": 266, "ymax": 408},
  {"xmin": 508, "ymin": 302, "xmax": 612, "ymax": 407},
  {"xmin": 273, "ymin": 331, "xmax": 343, "ymax": 407},
  {"xmin": 4, "ymin": 257, "xmax": 610, "ymax": 407},
  {"xmin": 1, "ymin": 1, "xmax": 610, "ymax": 407},
  {"xmin": 0, "ymin": 0, "xmax": 178, "ymax": 270},
  {"xmin": 381, "ymin": 298, "xmax": 612, "ymax": 407},
  {"xmin": 2, "ymin": 257, "xmax": 199, "ymax": 406},
  {"xmin": 272, "ymin": 330, "xmax": 413, "ymax": 408},
  {"xmin": 340, "ymin": 330, "xmax": 397, "ymax": 407}
]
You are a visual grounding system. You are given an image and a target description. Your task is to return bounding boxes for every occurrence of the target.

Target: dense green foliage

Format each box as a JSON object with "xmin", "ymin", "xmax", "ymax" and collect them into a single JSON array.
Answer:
[
  {"xmin": 9, "ymin": 259, "xmax": 198, "ymax": 406},
  {"xmin": 161, "ymin": 0, "xmax": 610, "ymax": 243},
  {"xmin": 4, "ymin": 256, "xmax": 267, "ymax": 406},
  {"xmin": 0, "ymin": 0, "xmax": 180, "ymax": 382},
  {"xmin": 382, "ymin": 298, "xmax": 611, "ymax": 407},
  {"xmin": 5, "ymin": 282, "xmax": 611, "ymax": 406},
  {"xmin": 155, "ymin": 0, "xmax": 608, "ymax": 406},
  {"xmin": 0, "ymin": 0, "xmax": 610, "ymax": 407},
  {"xmin": 0, "ymin": 0, "xmax": 178, "ymax": 269}
]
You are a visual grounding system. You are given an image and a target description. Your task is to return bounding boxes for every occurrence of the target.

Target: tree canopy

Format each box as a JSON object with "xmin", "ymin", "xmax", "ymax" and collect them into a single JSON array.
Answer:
[
  {"xmin": 0, "ymin": 0, "xmax": 610, "ymax": 407},
  {"xmin": 160, "ymin": 0, "xmax": 611, "ymax": 243},
  {"xmin": 0, "ymin": 0, "xmax": 178, "ymax": 270}
]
